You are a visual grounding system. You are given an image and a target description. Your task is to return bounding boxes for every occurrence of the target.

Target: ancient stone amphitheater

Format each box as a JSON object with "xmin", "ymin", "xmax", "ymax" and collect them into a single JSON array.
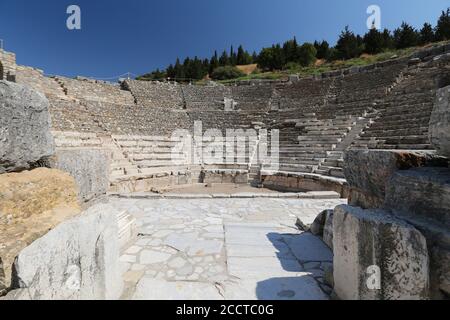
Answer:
[{"xmin": 0, "ymin": 43, "xmax": 449, "ymax": 300}]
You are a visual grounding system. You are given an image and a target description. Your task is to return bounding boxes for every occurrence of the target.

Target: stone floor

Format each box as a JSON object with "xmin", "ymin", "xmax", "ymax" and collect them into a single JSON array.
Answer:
[{"xmin": 112, "ymin": 197, "xmax": 346, "ymax": 300}]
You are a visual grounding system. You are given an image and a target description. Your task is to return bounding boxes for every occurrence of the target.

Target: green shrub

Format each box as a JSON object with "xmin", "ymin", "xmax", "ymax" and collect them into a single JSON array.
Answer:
[
  {"xmin": 211, "ymin": 66, "xmax": 245, "ymax": 80},
  {"xmin": 283, "ymin": 62, "xmax": 301, "ymax": 72}
]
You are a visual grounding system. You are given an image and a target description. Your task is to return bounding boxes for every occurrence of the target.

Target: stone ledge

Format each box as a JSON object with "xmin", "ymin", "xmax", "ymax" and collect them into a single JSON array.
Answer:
[
  {"xmin": 108, "ymin": 190, "xmax": 341, "ymax": 200},
  {"xmin": 344, "ymin": 149, "xmax": 447, "ymax": 208},
  {"xmin": 260, "ymin": 170, "xmax": 348, "ymax": 197},
  {"xmin": 261, "ymin": 170, "xmax": 347, "ymax": 185}
]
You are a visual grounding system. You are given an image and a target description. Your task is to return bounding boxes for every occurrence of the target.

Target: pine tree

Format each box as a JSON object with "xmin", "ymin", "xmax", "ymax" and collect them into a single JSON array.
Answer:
[
  {"xmin": 166, "ymin": 64, "xmax": 175, "ymax": 79},
  {"xmin": 335, "ymin": 26, "xmax": 362, "ymax": 59},
  {"xmin": 257, "ymin": 47, "xmax": 275, "ymax": 71},
  {"xmin": 314, "ymin": 40, "xmax": 330, "ymax": 60},
  {"xmin": 174, "ymin": 58, "xmax": 185, "ymax": 80},
  {"xmin": 435, "ymin": 8, "xmax": 450, "ymax": 41},
  {"xmin": 394, "ymin": 22, "xmax": 419, "ymax": 49},
  {"xmin": 420, "ymin": 23, "xmax": 435, "ymax": 44},
  {"xmin": 363, "ymin": 26, "xmax": 385, "ymax": 54},
  {"xmin": 381, "ymin": 29, "xmax": 395, "ymax": 50}
]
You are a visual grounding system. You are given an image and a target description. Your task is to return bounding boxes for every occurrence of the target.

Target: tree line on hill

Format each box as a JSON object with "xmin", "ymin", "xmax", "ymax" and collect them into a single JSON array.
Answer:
[{"xmin": 137, "ymin": 8, "xmax": 450, "ymax": 82}]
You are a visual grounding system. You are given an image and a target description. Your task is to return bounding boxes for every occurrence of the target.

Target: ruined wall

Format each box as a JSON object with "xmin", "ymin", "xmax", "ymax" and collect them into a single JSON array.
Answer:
[
  {"xmin": 123, "ymin": 80, "xmax": 184, "ymax": 109},
  {"xmin": 231, "ymin": 83, "xmax": 273, "ymax": 111},
  {"xmin": 0, "ymin": 49, "xmax": 16, "ymax": 81},
  {"xmin": 56, "ymin": 76, "xmax": 135, "ymax": 105},
  {"xmin": 181, "ymin": 84, "xmax": 231, "ymax": 110},
  {"xmin": 15, "ymin": 66, "xmax": 67, "ymax": 99}
]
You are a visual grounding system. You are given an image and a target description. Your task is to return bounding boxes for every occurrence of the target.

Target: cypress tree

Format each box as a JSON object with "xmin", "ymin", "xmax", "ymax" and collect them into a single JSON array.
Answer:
[
  {"xmin": 219, "ymin": 50, "xmax": 229, "ymax": 66},
  {"xmin": 209, "ymin": 51, "xmax": 219, "ymax": 74}
]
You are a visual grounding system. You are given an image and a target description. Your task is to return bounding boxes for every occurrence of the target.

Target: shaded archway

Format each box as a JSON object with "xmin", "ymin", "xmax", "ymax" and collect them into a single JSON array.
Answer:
[{"xmin": 0, "ymin": 61, "xmax": 4, "ymax": 80}]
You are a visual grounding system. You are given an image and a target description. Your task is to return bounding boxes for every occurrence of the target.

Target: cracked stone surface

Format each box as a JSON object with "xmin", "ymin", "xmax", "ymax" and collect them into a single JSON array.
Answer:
[{"xmin": 112, "ymin": 197, "xmax": 346, "ymax": 300}]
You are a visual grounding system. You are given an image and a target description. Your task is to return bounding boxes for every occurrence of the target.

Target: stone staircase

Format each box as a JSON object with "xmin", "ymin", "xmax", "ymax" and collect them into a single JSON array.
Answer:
[
  {"xmin": 354, "ymin": 59, "xmax": 449, "ymax": 150},
  {"xmin": 100, "ymin": 135, "xmax": 140, "ymax": 182}
]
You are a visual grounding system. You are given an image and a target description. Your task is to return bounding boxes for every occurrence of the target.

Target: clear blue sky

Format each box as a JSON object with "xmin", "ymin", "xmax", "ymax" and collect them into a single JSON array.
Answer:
[{"xmin": 0, "ymin": 0, "xmax": 448, "ymax": 79}]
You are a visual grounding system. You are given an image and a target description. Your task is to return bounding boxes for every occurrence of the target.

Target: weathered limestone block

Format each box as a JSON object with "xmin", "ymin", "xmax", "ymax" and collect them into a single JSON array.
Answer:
[
  {"xmin": 333, "ymin": 205, "xmax": 429, "ymax": 300},
  {"xmin": 50, "ymin": 148, "xmax": 111, "ymax": 202},
  {"xmin": 344, "ymin": 150, "xmax": 446, "ymax": 208},
  {"xmin": 9, "ymin": 203, "xmax": 123, "ymax": 300},
  {"xmin": 429, "ymin": 85, "xmax": 450, "ymax": 158},
  {"xmin": 0, "ymin": 80, "xmax": 55, "ymax": 173},
  {"xmin": 385, "ymin": 167, "xmax": 450, "ymax": 228},
  {"xmin": 0, "ymin": 168, "xmax": 80, "ymax": 290}
]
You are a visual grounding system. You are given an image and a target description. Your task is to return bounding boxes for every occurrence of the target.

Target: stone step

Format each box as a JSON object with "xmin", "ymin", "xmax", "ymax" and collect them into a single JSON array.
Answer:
[
  {"xmin": 367, "ymin": 119, "xmax": 430, "ymax": 130},
  {"xmin": 374, "ymin": 112, "xmax": 431, "ymax": 123},
  {"xmin": 364, "ymin": 127, "xmax": 429, "ymax": 136},
  {"xmin": 359, "ymin": 135, "xmax": 429, "ymax": 144},
  {"xmin": 264, "ymin": 163, "xmax": 315, "ymax": 173},
  {"xmin": 278, "ymin": 157, "xmax": 321, "ymax": 165},
  {"xmin": 369, "ymin": 143, "xmax": 432, "ymax": 150}
]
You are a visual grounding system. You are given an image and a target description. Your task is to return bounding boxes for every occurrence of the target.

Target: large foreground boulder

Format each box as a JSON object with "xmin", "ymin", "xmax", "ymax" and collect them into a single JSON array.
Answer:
[
  {"xmin": 0, "ymin": 80, "xmax": 55, "ymax": 173},
  {"xmin": 50, "ymin": 148, "xmax": 111, "ymax": 202},
  {"xmin": 333, "ymin": 205, "xmax": 429, "ymax": 300},
  {"xmin": 429, "ymin": 85, "xmax": 450, "ymax": 158},
  {"xmin": 344, "ymin": 150, "xmax": 446, "ymax": 208},
  {"xmin": 0, "ymin": 168, "xmax": 80, "ymax": 289},
  {"xmin": 7, "ymin": 203, "xmax": 122, "ymax": 300}
]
